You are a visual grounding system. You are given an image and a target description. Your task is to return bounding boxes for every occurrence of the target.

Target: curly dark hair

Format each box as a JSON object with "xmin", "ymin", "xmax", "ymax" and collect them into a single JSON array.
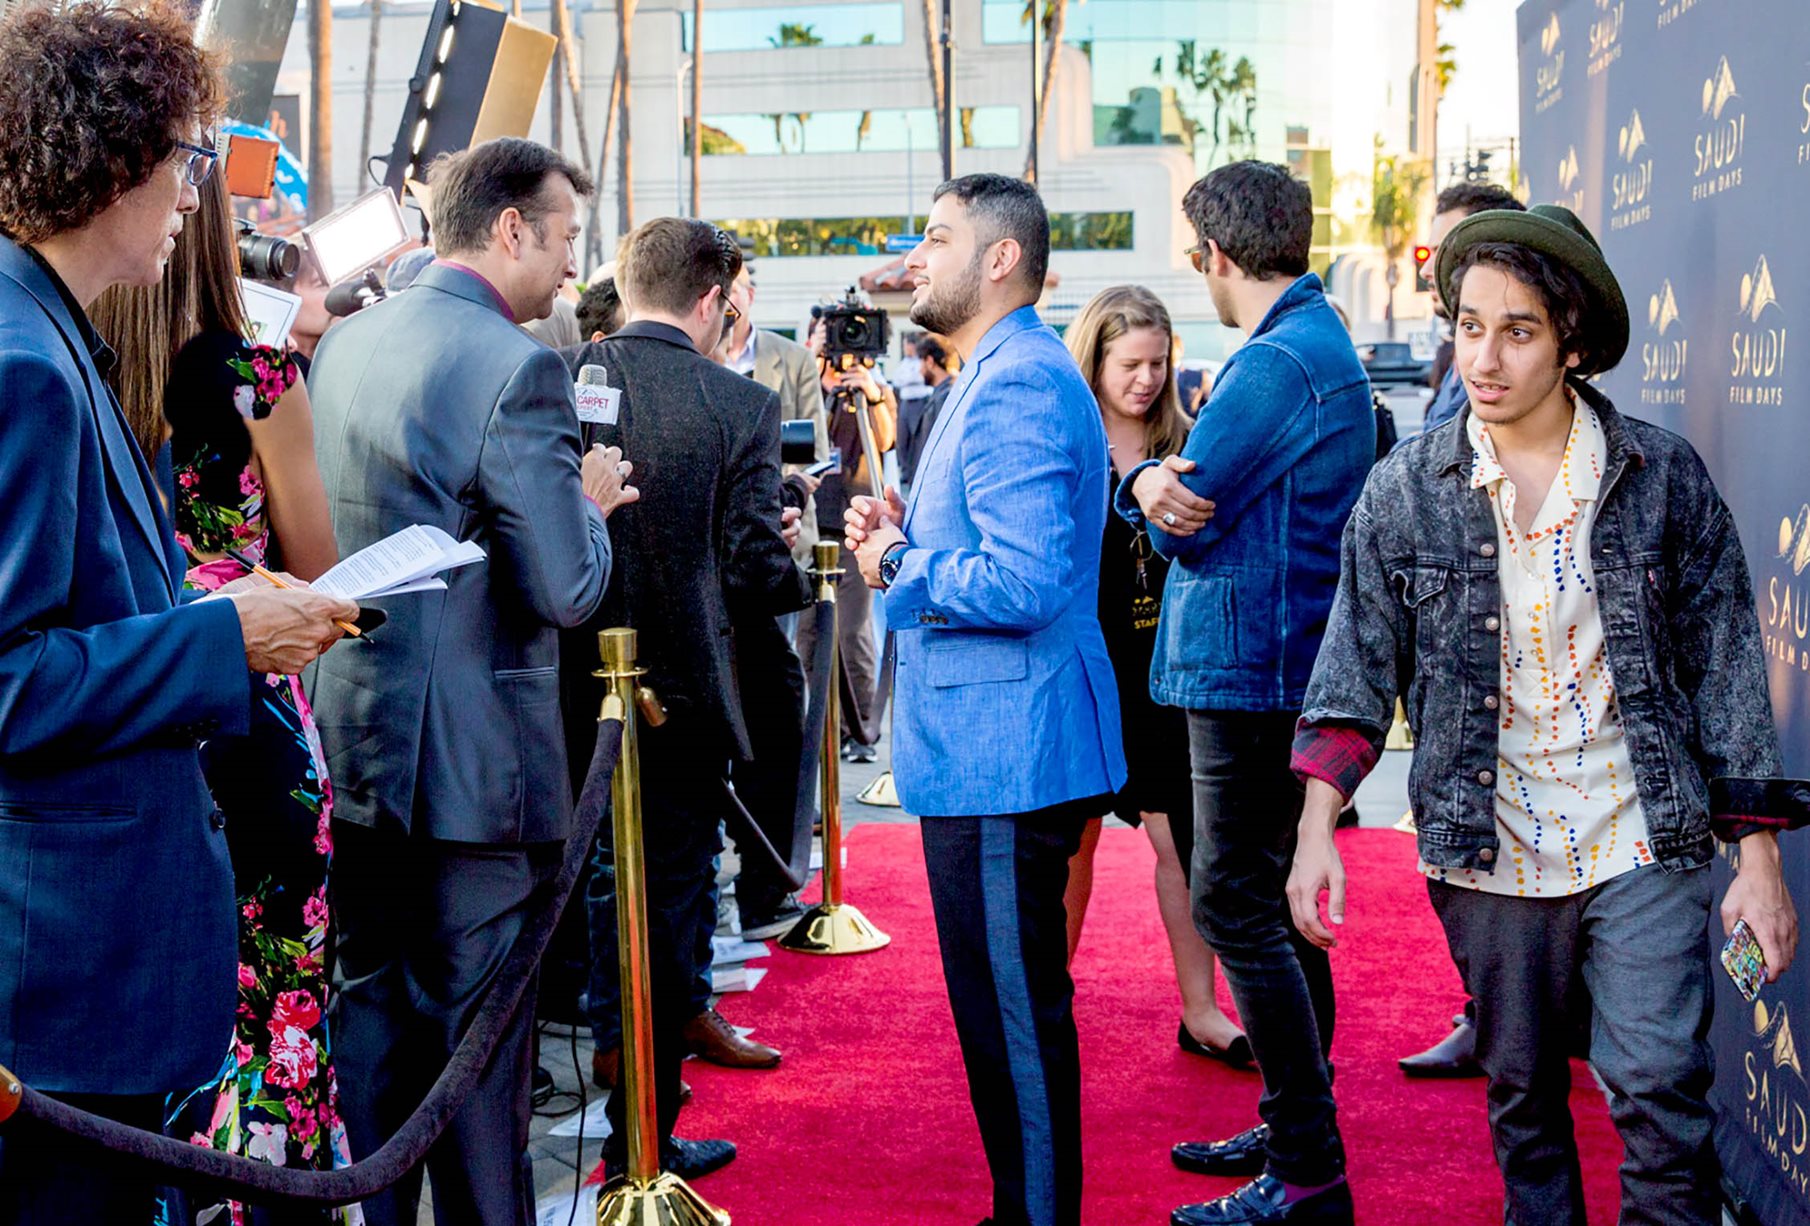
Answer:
[
  {"xmin": 1181, "ymin": 160, "xmax": 1312, "ymax": 281},
  {"xmin": 0, "ymin": 2, "xmax": 223, "ymax": 244}
]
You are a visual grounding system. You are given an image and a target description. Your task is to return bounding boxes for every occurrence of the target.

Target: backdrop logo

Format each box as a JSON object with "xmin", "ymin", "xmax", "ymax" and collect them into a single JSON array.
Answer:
[
  {"xmin": 1657, "ymin": 0, "xmax": 1702, "ymax": 30},
  {"xmin": 1694, "ymin": 55, "xmax": 1746, "ymax": 200},
  {"xmin": 1612, "ymin": 110, "xmax": 1654, "ymax": 229},
  {"xmin": 1588, "ymin": 1, "xmax": 1623, "ymax": 76},
  {"xmin": 1744, "ymin": 999, "xmax": 1810, "ymax": 1194},
  {"xmin": 1799, "ymin": 82, "xmax": 1810, "ymax": 164},
  {"xmin": 1730, "ymin": 256, "xmax": 1786, "ymax": 406},
  {"xmin": 1535, "ymin": 13, "xmax": 1565, "ymax": 112},
  {"xmin": 1641, "ymin": 279, "xmax": 1687, "ymax": 403},
  {"xmin": 1555, "ymin": 145, "xmax": 1585, "ymax": 213}
]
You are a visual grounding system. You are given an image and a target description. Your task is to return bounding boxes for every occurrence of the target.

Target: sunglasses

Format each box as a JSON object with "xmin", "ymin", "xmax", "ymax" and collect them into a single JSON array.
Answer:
[
  {"xmin": 1184, "ymin": 243, "xmax": 1209, "ymax": 274},
  {"xmin": 723, "ymin": 299, "xmax": 742, "ymax": 326},
  {"xmin": 174, "ymin": 138, "xmax": 218, "ymax": 187}
]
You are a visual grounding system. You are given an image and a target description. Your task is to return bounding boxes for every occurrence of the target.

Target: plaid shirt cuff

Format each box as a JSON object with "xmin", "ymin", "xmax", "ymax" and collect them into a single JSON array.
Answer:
[{"xmin": 1290, "ymin": 723, "xmax": 1379, "ymax": 803}]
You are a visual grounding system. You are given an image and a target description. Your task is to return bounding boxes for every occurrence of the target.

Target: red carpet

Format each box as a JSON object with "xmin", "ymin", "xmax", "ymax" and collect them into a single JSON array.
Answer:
[{"xmin": 671, "ymin": 825, "xmax": 1624, "ymax": 1224}]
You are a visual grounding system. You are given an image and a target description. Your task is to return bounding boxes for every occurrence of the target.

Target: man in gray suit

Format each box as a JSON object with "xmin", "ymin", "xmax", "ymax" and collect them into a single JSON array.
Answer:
[{"xmin": 308, "ymin": 138, "xmax": 636, "ymax": 1226}]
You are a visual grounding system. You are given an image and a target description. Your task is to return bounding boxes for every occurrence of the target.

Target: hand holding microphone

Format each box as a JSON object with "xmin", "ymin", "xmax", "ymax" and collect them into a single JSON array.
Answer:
[{"xmin": 582, "ymin": 444, "xmax": 640, "ymax": 518}]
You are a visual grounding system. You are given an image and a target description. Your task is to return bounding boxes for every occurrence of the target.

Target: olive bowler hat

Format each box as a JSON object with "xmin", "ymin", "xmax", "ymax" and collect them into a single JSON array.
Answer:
[{"xmin": 1435, "ymin": 204, "xmax": 1629, "ymax": 376}]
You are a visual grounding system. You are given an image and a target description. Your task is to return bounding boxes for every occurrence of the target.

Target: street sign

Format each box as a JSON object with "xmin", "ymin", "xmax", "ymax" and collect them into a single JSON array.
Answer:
[{"xmin": 885, "ymin": 234, "xmax": 921, "ymax": 253}]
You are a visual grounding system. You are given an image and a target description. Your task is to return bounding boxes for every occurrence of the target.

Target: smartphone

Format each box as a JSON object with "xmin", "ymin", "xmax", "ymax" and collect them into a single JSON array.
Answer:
[
  {"xmin": 1722, "ymin": 919, "xmax": 1767, "ymax": 1001},
  {"xmin": 804, "ymin": 449, "xmax": 840, "ymax": 478}
]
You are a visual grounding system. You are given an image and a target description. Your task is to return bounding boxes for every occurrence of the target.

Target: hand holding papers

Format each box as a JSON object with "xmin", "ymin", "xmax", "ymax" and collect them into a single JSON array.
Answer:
[{"xmin": 311, "ymin": 524, "xmax": 487, "ymax": 601}]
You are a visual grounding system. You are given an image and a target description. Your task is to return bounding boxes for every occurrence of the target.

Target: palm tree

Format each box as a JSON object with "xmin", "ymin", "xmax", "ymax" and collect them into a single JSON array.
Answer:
[
  {"xmin": 919, "ymin": 0, "xmax": 947, "ymax": 174},
  {"xmin": 690, "ymin": 0, "xmax": 702, "ymax": 216},
  {"xmin": 308, "ymin": 0, "xmax": 333, "ymax": 219},
  {"xmin": 551, "ymin": 0, "xmax": 593, "ymax": 181},
  {"xmin": 616, "ymin": 0, "xmax": 637, "ymax": 234},
  {"xmin": 584, "ymin": 52, "xmax": 623, "ymax": 270},
  {"xmin": 1371, "ymin": 142, "xmax": 1429, "ymax": 339},
  {"xmin": 357, "ymin": 0, "xmax": 383, "ymax": 180},
  {"xmin": 1021, "ymin": 0, "xmax": 1072, "ymax": 181}
]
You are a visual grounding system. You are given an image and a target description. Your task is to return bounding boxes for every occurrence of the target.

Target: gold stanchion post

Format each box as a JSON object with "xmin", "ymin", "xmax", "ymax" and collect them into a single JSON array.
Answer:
[
  {"xmin": 779, "ymin": 544, "xmax": 892, "ymax": 955},
  {"xmin": 594, "ymin": 628, "xmax": 729, "ymax": 1226}
]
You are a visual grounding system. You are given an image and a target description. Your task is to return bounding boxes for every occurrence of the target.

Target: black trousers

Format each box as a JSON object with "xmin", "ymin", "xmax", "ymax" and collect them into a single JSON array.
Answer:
[
  {"xmin": 731, "ymin": 614, "xmax": 808, "ymax": 918},
  {"xmin": 922, "ymin": 810, "xmax": 1088, "ymax": 1226},
  {"xmin": 587, "ymin": 717, "xmax": 728, "ymax": 1144},
  {"xmin": 1187, "ymin": 710, "xmax": 1343, "ymax": 1186},
  {"xmin": 0, "ymin": 1091, "xmax": 163, "ymax": 1224},
  {"xmin": 329, "ymin": 823, "xmax": 562, "ymax": 1226}
]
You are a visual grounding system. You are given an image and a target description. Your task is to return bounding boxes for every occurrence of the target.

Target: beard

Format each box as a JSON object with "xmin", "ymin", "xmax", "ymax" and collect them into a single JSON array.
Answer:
[{"xmin": 909, "ymin": 251, "xmax": 985, "ymax": 336}]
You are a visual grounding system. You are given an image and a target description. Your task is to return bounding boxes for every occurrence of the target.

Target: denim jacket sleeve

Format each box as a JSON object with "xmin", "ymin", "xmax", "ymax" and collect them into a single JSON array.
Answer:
[
  {"xmin": 884, "ymin": 369, "xmax": 1083, "ymax": 634},
  {"xmin": 1665, "ymin": 460, "xmax": 1787, "ymax": 841},
  {"xmin": 1142, "ymin": 342, "xmax": 1315, "ymax": 565},
  {"xmin": 1292, "ymin": 479, "xmax": 1406, "ymax": 797}
]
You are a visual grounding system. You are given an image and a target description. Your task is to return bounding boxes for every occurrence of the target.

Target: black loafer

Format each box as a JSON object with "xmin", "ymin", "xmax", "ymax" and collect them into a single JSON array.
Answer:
[
  {"xmin": 1172, "ymin": 1174, "xmax": 1353, "ymax": 1224},
  {"xmin": 1178, "ymin": 1022, "xmax": 1255, "ymax": 1068},
  {"xmin": 1173, "ymin": 1123, "xmax": 1269, "ymax": 1177},
  {"xmin": 1398, "ymin": 1018, "xmax": 1483, "ymax": 1079}
]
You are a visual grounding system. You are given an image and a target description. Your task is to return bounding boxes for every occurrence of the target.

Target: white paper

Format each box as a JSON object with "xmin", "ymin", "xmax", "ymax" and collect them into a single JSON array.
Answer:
[
  {"xmin": 311, "ymin": 524, "xmax": 485, "ymax": 600},
  {"xmin": 574, "ymin": 383, "xmax": 620, "ymax": 425},
  {"xmin": 239, "ymin": 279, "xmax": 302, "ymax": 348},
  {"xmin": 545, "ymin": 1095, "xmax": 613, "ymax": 1140},
  {"xmin": 710, "ymin": 936, "xmax": 770, "ymax": 964}
]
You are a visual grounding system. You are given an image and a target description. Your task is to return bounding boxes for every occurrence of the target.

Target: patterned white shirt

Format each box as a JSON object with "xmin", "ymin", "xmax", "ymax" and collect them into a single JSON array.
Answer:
[{"xmin": 1422, "ymin": 403, "xmax": 1656, "ymax": 896}]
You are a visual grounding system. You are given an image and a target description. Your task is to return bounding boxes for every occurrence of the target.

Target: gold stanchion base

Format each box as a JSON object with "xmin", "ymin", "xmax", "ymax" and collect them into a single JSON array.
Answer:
[
  {"xmin": 777, "ymin": 902, "xmax": 892, "ymax": 955},
  {"xmin": 595, "ymin": 1172, "xmax": 730, "ymax": 1226}
]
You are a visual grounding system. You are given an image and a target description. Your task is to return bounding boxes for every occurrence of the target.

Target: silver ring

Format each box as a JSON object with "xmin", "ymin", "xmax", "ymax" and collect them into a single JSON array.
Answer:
[
  {"xmin": 1162, "ymin": 511, "xmax": 1177, "ymax": 526},
  {"xmin": 616, "ymin": 461, "xmax": 631, "ymax": 477}
]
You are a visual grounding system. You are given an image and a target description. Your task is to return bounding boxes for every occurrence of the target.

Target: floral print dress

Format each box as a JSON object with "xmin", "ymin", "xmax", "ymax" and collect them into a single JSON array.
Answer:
[{"xmin": 154, "ymin": 333, "xmax": 361, "ymax": 1226}]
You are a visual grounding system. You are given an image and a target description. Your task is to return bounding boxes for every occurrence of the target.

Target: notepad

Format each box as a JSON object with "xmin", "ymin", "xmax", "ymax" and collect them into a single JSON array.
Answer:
[{"xmin": 310, "ymin": 524, "xmax": 486, "ymax": 601}]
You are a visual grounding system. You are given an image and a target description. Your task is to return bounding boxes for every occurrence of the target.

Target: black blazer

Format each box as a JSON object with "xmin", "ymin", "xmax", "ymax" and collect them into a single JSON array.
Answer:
[{"xmin": 562, "ymin": 323, "xmax": 809, "ymax": 760}]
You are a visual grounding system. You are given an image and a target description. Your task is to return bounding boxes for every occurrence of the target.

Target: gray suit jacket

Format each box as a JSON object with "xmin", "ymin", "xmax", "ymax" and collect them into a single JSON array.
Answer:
[
  {"xmin": 307, "ymin": 263, "xmax": 612, "ymax": 844},
  {"xmin": 752, "ymin": 328, "xmax": 826, "ymax": 562}
]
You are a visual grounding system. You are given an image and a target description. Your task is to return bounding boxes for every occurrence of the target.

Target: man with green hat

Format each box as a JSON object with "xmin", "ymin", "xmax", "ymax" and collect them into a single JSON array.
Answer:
[{"xmin": 1282, "ymin": 203, "xmax": 1805, "ymax": 1223}]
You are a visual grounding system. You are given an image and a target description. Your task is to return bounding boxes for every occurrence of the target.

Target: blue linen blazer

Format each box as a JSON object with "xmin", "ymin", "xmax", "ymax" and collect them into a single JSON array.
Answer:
[
  {"xmin": 0, "ymin": 236, "xmax": 251, "ymax": 1094},
  {"xmin": 884, "ymin": 306, "xmax": 1126, "ymax": 818}
]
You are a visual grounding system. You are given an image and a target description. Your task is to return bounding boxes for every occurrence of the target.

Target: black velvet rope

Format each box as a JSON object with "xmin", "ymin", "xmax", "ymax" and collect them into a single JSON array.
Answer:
[{"xmin": 3, "ymin": 718, "xmax": 625, "ymax": 1208}]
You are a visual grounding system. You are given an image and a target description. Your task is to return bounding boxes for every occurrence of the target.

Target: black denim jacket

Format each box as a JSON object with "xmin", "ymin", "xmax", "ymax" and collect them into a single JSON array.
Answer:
[{"xmin": 1297, "ymin": 383, "xmax": 1783, "ymax": 876}]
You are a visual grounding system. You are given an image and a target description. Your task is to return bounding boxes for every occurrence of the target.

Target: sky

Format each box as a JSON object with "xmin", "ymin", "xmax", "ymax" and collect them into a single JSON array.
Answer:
[{"xmin": 1437, "ymin": 0, "xmax": 1522, "ymax": 148}]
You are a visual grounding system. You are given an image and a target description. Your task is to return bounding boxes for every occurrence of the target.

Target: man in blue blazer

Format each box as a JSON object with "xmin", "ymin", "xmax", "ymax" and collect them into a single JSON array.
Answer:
[
  {"xmin": 847, "ymin": 174, "xmax": 1125, "ymax": 1226},
  {"xmin": 0, "ymin": 8, "xmax": 355, "ymax": 1220}
]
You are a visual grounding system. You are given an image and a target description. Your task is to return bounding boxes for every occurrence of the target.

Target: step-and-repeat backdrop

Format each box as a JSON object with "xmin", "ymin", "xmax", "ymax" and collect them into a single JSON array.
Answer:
[{"xmin": 1517, "ymin": 1, "xmax": 1810, "ymax": 1220}]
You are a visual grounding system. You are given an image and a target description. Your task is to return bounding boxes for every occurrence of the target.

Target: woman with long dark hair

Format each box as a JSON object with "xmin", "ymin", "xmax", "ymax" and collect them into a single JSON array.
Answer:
[
  {"xmin": 92, "ymin": 165, "xmax": 357, "ymax": 1225},
  {"xmin": 1064, "ymin": 285, "xmax": 1251, "ymax": 1066}
]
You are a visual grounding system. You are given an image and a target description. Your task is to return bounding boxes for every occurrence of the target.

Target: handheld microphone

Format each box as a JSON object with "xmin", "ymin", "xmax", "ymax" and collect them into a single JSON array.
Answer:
[{"xmin": 324, "ymin": 269, "xmax": 386, "ymax": 317}]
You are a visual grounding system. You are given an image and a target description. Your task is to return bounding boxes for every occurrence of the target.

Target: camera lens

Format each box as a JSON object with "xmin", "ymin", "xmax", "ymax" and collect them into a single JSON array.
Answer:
[{"xmin": 237, "ymin": 230, "xmax": 301, "ymax": 282}]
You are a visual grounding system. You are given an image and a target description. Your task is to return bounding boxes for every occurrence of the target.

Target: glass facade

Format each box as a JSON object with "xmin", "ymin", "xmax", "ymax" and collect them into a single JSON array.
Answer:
[
  {"xmin": 682, "ymin": 4, "xmax": 903, "ymax": 53},
  {"xmin": 716, "ymin": 212, "xmax": 1134, "ymax": 258},
  {"xmin": 698, "ymin": 107, "xmax": 1018, "ymax": 157}
]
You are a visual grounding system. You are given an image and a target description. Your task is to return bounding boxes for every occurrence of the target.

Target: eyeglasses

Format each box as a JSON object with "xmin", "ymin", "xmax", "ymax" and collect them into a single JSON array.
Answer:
[
  {"xmin": 1184, "ymin": 244, "xmax": 1207, "ymax": 274},
  {"xmin": 174, "ymin": 139, "xmax": 218, "ymax": 187},
  {"xmin": 723, "ymin": 300, "xmax": 742, "ymax": 326}
]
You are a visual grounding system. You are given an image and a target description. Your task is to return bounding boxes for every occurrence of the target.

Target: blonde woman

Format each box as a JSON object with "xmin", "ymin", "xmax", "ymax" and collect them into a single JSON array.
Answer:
[{"xmin": 1064, "ymin": 285, "xmax": 1250, "ymax": 1065}]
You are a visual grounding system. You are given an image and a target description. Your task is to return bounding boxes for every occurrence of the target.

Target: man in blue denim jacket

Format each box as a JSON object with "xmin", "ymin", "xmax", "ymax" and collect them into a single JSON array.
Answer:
[
  {"xmin": 1116, "ymin": 161, "xmax": 1373, "ymax": 1226},
  {"xmin": 1287, "ymin": 205, "xmax": 1803, "ymax": 1225}
]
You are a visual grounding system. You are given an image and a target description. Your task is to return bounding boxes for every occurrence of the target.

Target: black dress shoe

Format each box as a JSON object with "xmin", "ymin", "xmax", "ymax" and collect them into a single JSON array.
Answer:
[
  {"xmin": 1172, "ymin": 1174, "xmax": 1353, "ymax": 1224},
  {"xmin": 603, "ymin": 1135, "xmax": 737, "ymax": 1181},
  {"xmin": 1178, "ymin": 1021, "xmax": 1255, "ymax": 1068},
  {"xmin": 1398, "ymin": 1018, "xmax": 1483, "ymax": 1078},
  {"xmin": 1173, "ymin": 1123, "xmax": 1269, "ymax": 1177}
]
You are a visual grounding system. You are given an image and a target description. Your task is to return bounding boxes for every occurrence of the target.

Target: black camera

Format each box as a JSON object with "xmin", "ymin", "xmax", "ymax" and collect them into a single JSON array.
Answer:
[
  {"xmin": 812, "ymin": 289, "xmax": 890, "ymax": 364},
  {"xmin": 235, "ymin": 220, "xmax": 300, "ymax": 282},
  {"xmin": 779, "ymin": 418, "xmax": 818, "ymax": 465}
]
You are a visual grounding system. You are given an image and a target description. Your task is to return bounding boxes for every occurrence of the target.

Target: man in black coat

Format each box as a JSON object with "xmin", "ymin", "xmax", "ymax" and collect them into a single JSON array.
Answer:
[{"xmin": 565, "ymin": 218, "xmax": 810, "ymax": 1179}]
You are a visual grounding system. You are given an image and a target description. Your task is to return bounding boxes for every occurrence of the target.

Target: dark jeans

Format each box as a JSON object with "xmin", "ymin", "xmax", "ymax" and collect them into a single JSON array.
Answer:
[
  {"xmin": 795, "ymin": 542, "xmax": 879, "ymax": 746},
  {"xmin": 1430, "ymin": 864, "xmax": 1717, "ymax": 1226},
  {"xmin": 923, "ymin": 812, "xmax": 1088, "ymax": 1226},
  {"xmin": 731, "ymin": 614, "xmax": 808, "ymax": 919},
  {"xmin": 0, "ymin": 1091, "xmax": 163, "ymax": 1224},
  {"xmin": 1186, "ymin": 710, "xmax": 1343, "ymax": 1186},
  {"xmin": 330, "ymin": 823, "xmax": 562, "ymax": 1226},
  {"xmin": 586, "ymin": 717, "xmax": 728, "ymax": 1143}
]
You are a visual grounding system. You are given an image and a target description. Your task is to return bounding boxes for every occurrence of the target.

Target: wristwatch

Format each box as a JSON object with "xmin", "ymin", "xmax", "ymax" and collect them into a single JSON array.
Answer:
[{"xmin": 878, "ymin": 542, "xmax": 909, "ymax": 589}]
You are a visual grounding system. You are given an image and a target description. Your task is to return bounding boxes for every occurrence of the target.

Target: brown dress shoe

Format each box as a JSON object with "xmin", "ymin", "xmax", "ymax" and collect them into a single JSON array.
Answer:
[
  {"xmin": 683, "ymin": 1007, "xmax": 781, "ymax": 1069},
  {"xmin": 591, "ymin": 1048, "xmax": 692, "ymax": 1104}
]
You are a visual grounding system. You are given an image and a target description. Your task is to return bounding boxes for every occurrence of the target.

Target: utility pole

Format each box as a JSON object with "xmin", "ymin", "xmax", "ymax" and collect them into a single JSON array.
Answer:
[
  {"xmin": 939, "ymin": 0, "xmax": 953, "ymax": 182},
  {"xmin": 689, "ymin": 0, "xmax": 701, "ymax": 217}
]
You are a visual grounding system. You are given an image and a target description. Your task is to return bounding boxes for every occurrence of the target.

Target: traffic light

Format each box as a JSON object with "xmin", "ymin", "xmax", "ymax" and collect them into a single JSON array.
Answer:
[{"xmin": 1413, "ymin": 243, "xmax": 1434, "ymax": 293}]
